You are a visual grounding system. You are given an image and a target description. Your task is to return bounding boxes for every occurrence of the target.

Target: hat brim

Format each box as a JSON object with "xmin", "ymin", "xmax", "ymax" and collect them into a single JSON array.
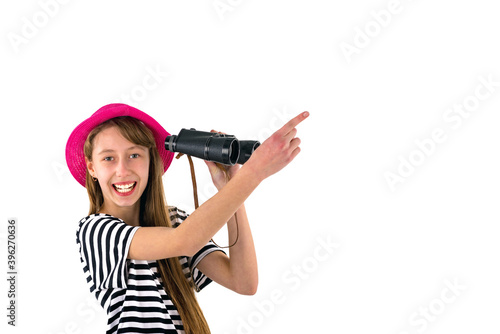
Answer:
[{"xmin": 65, "ymin": 103, "xmax": 174, "ymax": 187}]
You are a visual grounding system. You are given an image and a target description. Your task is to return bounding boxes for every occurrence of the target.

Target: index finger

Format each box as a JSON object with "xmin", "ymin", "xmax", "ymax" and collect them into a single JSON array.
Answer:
[{"xmin": 279, "ymin": 111, "xmax": 310, "ymax": 136}]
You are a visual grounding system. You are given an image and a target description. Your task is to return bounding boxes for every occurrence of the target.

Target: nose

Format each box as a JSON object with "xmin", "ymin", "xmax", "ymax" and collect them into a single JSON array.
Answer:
[{"xmin": 115, "ymin": 156, "xmax": 131, "ymax": 177}]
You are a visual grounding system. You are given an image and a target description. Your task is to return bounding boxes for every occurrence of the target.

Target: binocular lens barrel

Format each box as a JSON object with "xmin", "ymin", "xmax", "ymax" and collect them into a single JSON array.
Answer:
[
  {"xmin": 204, "ymin": 134, "xmax": 240, "ymax": 165},
  {"xmin": 237, "ymin": 141, "xmax": 260, "ymax": 165},
  {"xmin": 165, "ymin": 128, "xmax": 260, "ymax": 166}
]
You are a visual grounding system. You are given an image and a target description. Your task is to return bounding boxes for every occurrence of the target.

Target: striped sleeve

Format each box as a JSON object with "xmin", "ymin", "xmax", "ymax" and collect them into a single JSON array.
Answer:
[
  {"xmin": 76, "ymin": 215, "xmax": 140, "ymax": 294},
  {"xmin": 187, "ymin": 239, "xmax": 225, "ymax": 292},
  {"xmin": 169, "ymin": 207, "xmax": 226, "ymax": 292}
]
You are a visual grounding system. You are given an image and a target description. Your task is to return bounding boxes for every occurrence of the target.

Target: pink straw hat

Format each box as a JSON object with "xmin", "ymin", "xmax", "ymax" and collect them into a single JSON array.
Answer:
[{"xmin": 66, "ymin": 103, "xmax": 174, "ymax": 187}]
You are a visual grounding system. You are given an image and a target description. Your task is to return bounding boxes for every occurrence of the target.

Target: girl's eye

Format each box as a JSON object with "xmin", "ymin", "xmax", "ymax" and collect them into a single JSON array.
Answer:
[
  {"xmin": 130, "ymin": 153, "xmax": 139, "ymax": 159},
  {"xmin": 104, "ymin": 157, "xmax": 113, "ymax": 161}
]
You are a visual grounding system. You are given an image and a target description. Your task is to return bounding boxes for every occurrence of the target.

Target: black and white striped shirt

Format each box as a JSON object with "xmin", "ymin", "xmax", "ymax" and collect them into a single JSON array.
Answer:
[{"xmin": 76, "ymin": 206, "xmax": 224, "ymax": 333}]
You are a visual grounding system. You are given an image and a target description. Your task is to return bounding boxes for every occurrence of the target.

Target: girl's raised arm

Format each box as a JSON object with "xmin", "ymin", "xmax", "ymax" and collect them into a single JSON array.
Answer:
[{"xmin": 128, "ymin": 111, "xmax": 309, "ymax": 260}]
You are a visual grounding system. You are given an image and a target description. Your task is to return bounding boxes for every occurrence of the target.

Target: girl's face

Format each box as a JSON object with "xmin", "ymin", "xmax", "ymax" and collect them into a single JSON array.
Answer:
[{"xmin": 86, "ymin": 126, "xmax": 150, "ymax": 215}]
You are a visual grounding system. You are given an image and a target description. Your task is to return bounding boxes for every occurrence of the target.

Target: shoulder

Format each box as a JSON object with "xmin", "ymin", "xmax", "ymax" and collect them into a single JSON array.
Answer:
[
  {"xmin": 78, "ymin": 213, "xmax": 124, "ymax": 229},
  {"xmin": 76, "ymin": 214, "xmax": 129, "ymax": 242}
]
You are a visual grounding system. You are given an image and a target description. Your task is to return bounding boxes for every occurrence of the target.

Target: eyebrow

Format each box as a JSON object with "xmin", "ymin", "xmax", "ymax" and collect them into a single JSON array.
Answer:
[{"xmin": 97, "ymin": 146, "xmax": 147, "ymax": 155}]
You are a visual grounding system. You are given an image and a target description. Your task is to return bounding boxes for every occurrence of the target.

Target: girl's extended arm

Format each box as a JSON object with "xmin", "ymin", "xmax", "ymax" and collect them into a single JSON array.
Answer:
[{"xmin": 128, "ymin": 111, "xmax": 309, "ymax": 261}]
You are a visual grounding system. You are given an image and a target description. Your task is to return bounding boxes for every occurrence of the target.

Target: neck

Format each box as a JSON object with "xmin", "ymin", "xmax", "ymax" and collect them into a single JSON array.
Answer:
[{"xmin": 99, "ymin": 202, "xmax": 141, "ymax": 226}]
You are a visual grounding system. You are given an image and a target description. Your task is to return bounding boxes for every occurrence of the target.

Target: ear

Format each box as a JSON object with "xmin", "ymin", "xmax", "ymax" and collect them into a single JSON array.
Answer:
[{"xmin": 85, "ymin": 156, "xmax": 96, "ymax": 178}]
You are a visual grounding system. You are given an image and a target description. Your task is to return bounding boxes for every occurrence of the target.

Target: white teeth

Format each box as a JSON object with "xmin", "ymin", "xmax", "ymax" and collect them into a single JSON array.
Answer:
[
  {"xmin": 115, "ymin": 182, "xmax": 135, "ymax": 189},
  {"xmin": 113, "ymin": 182, "xmax": 136, "ymax": 193}
]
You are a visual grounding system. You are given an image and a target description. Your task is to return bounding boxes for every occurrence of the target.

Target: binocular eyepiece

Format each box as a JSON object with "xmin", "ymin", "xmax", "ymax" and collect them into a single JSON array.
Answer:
[{"xmin": 165, "ymin": 128, "xmax": 260, "ymax": 165}]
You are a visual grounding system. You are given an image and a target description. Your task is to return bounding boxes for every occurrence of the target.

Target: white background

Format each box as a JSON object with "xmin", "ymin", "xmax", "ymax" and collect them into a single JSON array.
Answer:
[{"xmin": 1, "ymin": 0, "xmax": 500, "ymax": 333}]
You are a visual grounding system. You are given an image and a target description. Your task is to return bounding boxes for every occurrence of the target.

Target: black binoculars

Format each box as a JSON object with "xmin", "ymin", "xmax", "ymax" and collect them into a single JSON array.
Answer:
[{"xmin": 165, "ymin": 128, "xmax": 260, "ymax": 165}]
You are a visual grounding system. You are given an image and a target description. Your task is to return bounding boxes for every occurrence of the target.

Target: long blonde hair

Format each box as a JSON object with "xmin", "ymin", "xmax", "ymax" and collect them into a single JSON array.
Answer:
[{"xmin": 83, "ymin": 116, "xmax": 211, "ymax": 334}]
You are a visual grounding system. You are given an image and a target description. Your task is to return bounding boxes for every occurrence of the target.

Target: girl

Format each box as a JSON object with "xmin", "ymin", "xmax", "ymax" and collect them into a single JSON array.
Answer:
[{"xmin": 66, "ymin": 103, "xmax": 308, "ymax": 333}]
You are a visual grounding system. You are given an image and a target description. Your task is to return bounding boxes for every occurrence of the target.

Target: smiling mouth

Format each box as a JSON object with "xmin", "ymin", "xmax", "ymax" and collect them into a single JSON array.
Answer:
[{"xmin": 113, "ymin": 182, "xmax": 137, "ymax": 193}]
